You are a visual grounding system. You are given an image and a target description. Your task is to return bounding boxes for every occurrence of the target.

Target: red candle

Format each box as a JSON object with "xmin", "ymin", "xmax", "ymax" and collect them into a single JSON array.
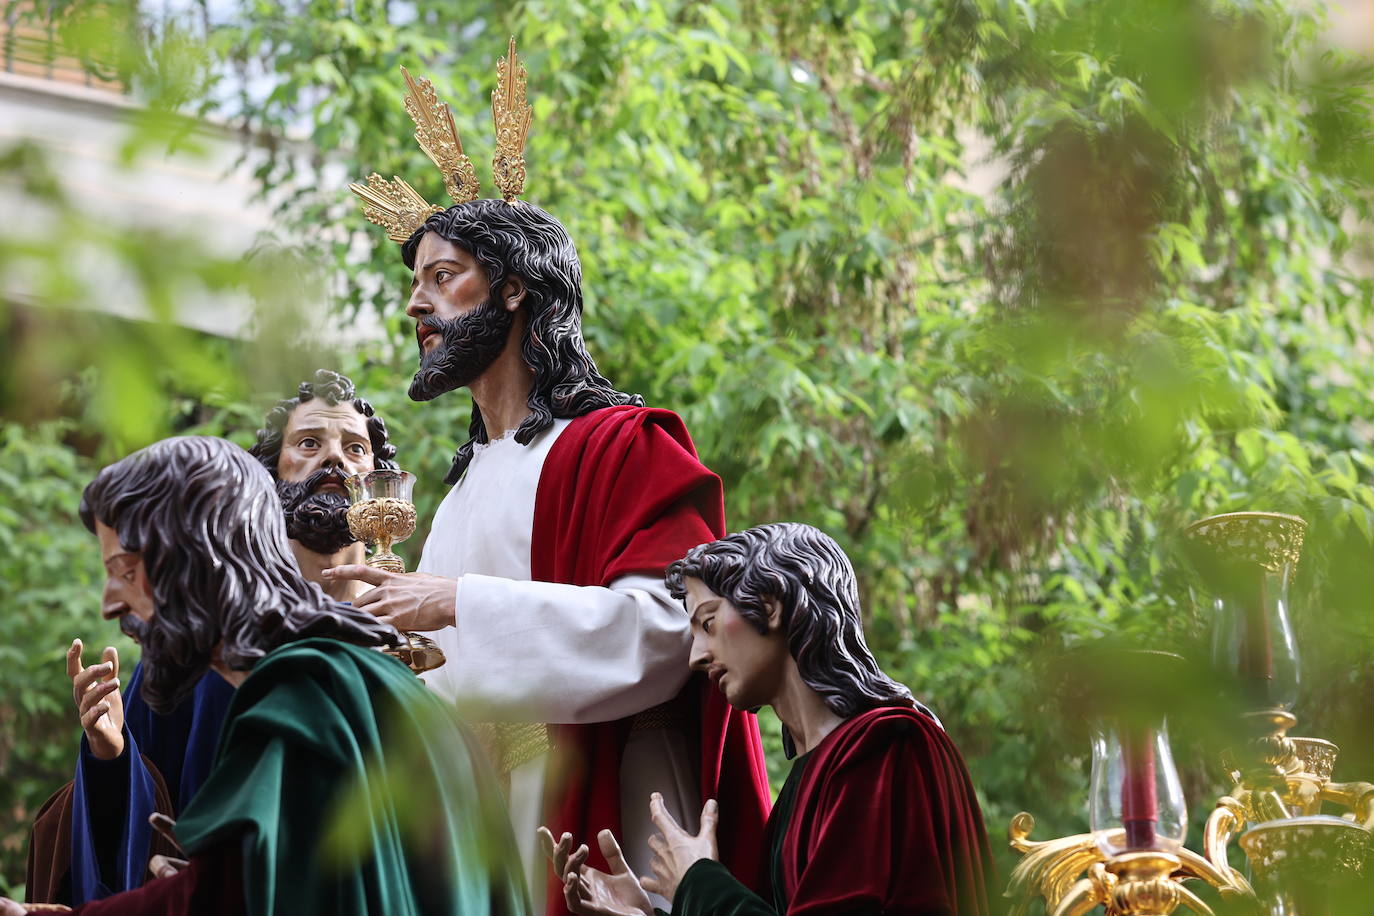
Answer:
[
  {"xmin": 1121, "ymin": 727, "xmax": 1158, "ymax": 850},
  {"xmin": 1242, "ymin": 577, "xmax": 1276, "ymax": 706}
]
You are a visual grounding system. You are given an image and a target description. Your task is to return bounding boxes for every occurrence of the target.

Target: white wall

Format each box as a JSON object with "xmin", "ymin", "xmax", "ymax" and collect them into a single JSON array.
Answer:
[{"xmin": 0, "ymin": 70, "xmax": 277, "ymax": 337}]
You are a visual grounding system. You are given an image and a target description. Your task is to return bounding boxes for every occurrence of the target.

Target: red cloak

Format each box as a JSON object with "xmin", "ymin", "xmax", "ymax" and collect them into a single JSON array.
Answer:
[
  {"xmin": 532, "ymin": 405, "xmax": 772, "ymax": 916},
  {"xmin": 781, "ymin": 706, "xmax": 994, "ymax": 916}
]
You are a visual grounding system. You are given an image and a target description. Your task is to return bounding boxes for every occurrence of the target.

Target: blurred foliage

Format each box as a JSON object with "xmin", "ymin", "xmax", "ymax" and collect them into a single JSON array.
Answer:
[
  {"xmin": 0, "ymin": 422, "xmax": 111, "ymax": 888},
  {"xmin": 4, "ymin": 0, "xmax": 1374, "ymax": 903}
]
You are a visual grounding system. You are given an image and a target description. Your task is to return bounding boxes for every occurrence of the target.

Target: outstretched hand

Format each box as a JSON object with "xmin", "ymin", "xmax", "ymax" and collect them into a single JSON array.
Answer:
[
  {"xmin": 67, "ymin": 639, "xmax": 125, "ymax": 760},
  {"xmin": 536, "ymin": 826, "xmax": 577, "ymax": 885},
  {"xmin": 538, "ymin": 826, "xmax": 654, "ymax": 916},
  {"xmin": 641, "ymin": 794, "xmax": 719, "ymax": 902},
  {"xmin": 320, "ymin": 565, "xmax": 457, "ymax": 632}
]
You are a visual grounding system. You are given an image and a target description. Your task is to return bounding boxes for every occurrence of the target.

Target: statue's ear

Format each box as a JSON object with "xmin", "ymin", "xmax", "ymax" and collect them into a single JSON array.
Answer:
[
  {"xmin": 502, "ymin": 274, "xmax": 527, "ymax": 311},
  {"xmin": 764, "ymin": 597, "xmax": 785, "ymax": 633}
]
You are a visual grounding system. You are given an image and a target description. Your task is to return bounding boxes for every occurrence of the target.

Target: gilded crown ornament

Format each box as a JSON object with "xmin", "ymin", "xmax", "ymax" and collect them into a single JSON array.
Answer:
[
  {"xmin": 348, "ymin": 38, "xmax": 534, "ymax": 243},
  {"xmin": 402, "ymin": 66, "xmax": 480, "ymax": 204},
  {"xmin": 491, "ymin": 36, "xmax": 532, "ymax": 203},
  {"xmin": 348, "ymin": 174, "xmax": 444, "ymax": 244}
]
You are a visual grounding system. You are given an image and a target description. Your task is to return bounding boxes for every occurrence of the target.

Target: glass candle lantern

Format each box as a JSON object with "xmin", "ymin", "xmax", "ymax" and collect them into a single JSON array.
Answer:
[
  {"xmin": 1186, "ymin": 513, "xmax": 1305, "ymax": 713},
  {"xmin": 1090, "ymin": 716, "xmax": 1188, "ymax": 857}
]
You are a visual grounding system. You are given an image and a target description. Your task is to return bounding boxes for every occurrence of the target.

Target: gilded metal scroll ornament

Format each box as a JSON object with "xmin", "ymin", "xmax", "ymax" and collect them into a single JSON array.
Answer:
[
  {"xmin": 1005, "ymin": 813, "xmax": 1251, "ymax": 916},
  {"xmin": 1184, "ymin": 512, "xmax": 1306, "ymax": 572},
  {"xmin": 402, "ymin": 66, "xmax": 479, "ymax": 204},
  {"xmin": 491, "ymin": 36, "xmax": 532, "ymax": 203},
  {"xmin": 346, "ymin": 173, "xmax": 443, "ymax": 244},
  {"xmin": 1238, "ymin": 816, "xmax": 1370, "ymax": 886}
]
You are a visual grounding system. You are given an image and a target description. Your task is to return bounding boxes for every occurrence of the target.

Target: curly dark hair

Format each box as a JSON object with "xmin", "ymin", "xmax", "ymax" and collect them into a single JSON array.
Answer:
[
  {"xmin": 667, "ymin": 522, "xmax": 914, "ymax": 754},
  {"xmin": 81, "ymin": 436, "xmax": 401, "ymax": 714},
  {"xmin": 401, "ymin": 199, "xmax": 642, "ymax": 484},
  {"xmin": 249, "ymin": 369, "xmax": 398, "ymax": 476}
]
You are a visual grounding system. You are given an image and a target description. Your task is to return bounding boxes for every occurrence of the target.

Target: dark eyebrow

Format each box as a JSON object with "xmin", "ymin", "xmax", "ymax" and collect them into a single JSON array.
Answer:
[
  {"xmin": 412, "ymin": 258, "xmax": 464, "ymax": 291},
  {"xmin": 103, "ymin": 552, "xmax": 137, "ymax": 572},
  {"xmin": 691, "ymin": 598, "xmax": 721, "ymax": 623}
]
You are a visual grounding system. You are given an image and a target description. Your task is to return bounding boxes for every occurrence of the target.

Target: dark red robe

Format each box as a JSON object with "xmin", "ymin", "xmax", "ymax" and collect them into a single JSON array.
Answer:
[
  {"xmin": 675, "ymin": 706, "xmax": 994, "ymax": 916},
  {"xmin": 532, "ymin": 405, "xmax": 772, "ymax": 916},
  {"xmin": 68, "ymin": 845, "xmax": 242, "ymax": 915}
]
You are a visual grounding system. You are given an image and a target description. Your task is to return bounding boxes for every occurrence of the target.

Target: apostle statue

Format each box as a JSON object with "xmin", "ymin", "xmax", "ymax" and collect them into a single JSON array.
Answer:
[
  {"xmin": 546, "ymin": 523, "xmax": 996, "ymax": 916},
  {"xmin": 331, "ymin": 44, "xmax": 771, "ymax": 913},
  {"xmin": 249, "ymin": 368, "xmax": 399, "ymax": 598},
  {"xmin": 25, "ymin": 372, "xmax": 402, "ymax": 906},
  {"xmin": 5, "ymin": 436, "xmax": 527, "ymax": 915}
]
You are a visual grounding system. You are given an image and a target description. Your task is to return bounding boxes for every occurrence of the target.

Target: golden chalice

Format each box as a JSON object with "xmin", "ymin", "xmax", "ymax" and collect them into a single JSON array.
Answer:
[{"xmin": 345, "ymin": 469, "xmax": 445, "ymax": 674}]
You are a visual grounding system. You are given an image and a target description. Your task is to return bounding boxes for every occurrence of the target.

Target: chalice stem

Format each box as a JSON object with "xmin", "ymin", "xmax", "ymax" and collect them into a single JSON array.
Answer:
[
  {"xmin": 369, "ymin": 537, "xmax": 405, "ymax": 574},
  {"xmin": 357, "ymin": 536, "xmax": 444, "ymax": 674}
]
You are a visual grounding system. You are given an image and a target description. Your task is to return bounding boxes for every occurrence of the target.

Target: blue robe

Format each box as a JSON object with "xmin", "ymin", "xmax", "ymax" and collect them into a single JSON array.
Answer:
[{"xmin": 67, "ymin": 662, "xmax": 236, "ymax": 903}]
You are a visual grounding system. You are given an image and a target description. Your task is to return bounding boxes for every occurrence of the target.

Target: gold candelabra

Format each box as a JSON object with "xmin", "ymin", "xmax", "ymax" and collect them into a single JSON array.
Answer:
[
  {"xmin": 1005, "ymin": 513, "xmax": 1372, "ymax": 916},
  {"xmin": 345, "ymin": 469, "xmax": 446, "ymax": 675}
]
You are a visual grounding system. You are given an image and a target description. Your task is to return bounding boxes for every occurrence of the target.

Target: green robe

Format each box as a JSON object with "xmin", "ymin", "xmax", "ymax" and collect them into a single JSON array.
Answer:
[
  {"xmin": 671, "ymin": 750, "xmax": 810, "ymax": 916},
  {"xmin": 173, "ymin": 637, "xmax": 529, "ymax": 916}
]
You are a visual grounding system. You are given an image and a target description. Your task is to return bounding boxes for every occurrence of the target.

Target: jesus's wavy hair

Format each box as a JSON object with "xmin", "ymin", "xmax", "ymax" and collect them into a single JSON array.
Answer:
[
  {"xmin": 402, "ymin": 200, "xmax": 641, "ymax": 484},
  {"xmin": 666, "ymin": 522, "xmax": 915, "ymax": 755},
  {"xmin": 80, "ymin": 436, "xmax": 400, "ymax": 714}
]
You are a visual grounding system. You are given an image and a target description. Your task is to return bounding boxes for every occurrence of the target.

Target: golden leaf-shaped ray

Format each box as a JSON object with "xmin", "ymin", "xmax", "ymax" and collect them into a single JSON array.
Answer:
[
  {"xmin": 347, "ymin": 173, "xmax": 443, "ymax": 244},
  {"xmin": 401, "ymin": 66, "xmax": 479, "ymax": 204},
  {"xmin": 491, "ymin": 36, "xmax": 533, "ymax": 203}
]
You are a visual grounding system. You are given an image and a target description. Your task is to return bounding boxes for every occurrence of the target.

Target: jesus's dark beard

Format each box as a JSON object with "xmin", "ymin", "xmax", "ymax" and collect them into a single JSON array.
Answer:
[
  {"xmin": 408, "ymin": 298, "xmax": 516, "ymax": 402},
  {"xmin": 276, "ymin": 468, "xmax": 356, "ymax": 556}
]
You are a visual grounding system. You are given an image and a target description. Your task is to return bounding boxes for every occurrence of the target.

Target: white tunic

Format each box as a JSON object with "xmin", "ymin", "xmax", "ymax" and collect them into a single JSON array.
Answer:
[{"xmin": 418, "ymin": 419, "xmax": 700, "ymax": 911}]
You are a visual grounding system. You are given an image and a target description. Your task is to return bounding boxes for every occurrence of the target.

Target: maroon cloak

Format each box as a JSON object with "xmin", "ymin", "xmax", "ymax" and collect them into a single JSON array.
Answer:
[
  {"xmin": 675, "ymin": 705, "xmax": 994, "ymax": 916},
  {"xmin": 781, "ymin": 706, "xmax": 993, "ymax": 915},
  {"xmin": 532, "ymin": 405, "xmax": 772, "ymax": 916}
]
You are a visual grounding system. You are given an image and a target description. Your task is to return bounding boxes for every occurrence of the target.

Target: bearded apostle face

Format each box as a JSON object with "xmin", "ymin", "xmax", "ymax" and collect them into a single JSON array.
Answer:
[
  {"xmin": 274, "ymin": 398, "xmax": 374, "ymax": 555},
  {"xmin": 95, "ymin": 520, "xmax": 155, "ymax": 642},
  {"xmin": 684, "ymin": 576, "xmax": 790, "ymax": 712},
  {"xmin": 82, "ymin": 437, "xmax": 401, "ymax": 713},
  {"xmin": 404, "ymin": 232, "xmax": 522, "ymax": 401}
]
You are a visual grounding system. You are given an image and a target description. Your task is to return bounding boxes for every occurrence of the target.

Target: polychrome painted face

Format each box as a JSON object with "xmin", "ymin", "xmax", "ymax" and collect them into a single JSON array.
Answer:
[
  {"xmin": 273, "ymin": 399, "xmax": 373, "ymax": 555},
  {"xmin": 95, "ymin": 521, "xmax": 154, "ymax": 642},
  {"xmin": 684, "ymin": 576, "xmax": 789, "ymax": 711},
  {"xmin": 276, "ymin": 399, "xmax": 374, "ymax": 485},
  {"xmin": 403, "ymin": 232, "xmax": 523, "ymax": 402},
  {"xmin": 405, "ymin": 233, "xmax": 494, "ymax": 351}
]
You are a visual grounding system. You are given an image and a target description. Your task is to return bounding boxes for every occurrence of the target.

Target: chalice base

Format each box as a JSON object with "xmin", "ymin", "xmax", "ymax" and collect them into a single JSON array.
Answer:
[
  {"xmin": 361, "ymin": 543, "xmax": 445, "ymax": 673},
  {"xmin": 370, "ymin": 550, "xmax": 405, "ymax": 574},
  {"xmin": 389, "ymin": 632, "xmax": 447, "ymax": 674}
]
